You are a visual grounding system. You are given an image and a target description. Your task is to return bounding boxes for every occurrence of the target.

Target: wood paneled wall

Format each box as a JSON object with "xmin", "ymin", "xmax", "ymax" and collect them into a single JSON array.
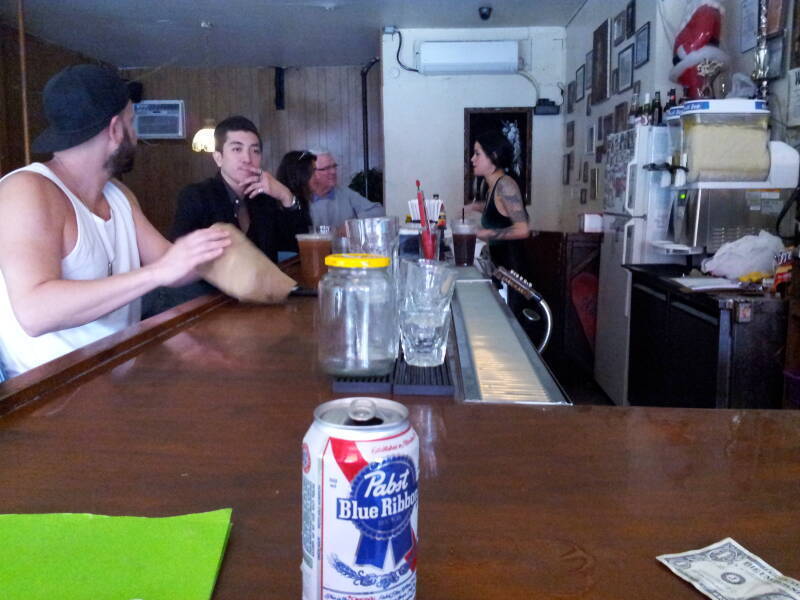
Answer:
[
  {"xmin": 0, "ymin": 25, "xmax": 384, "ymax": 236},
  {"xmin": 0, "ymin": 25, "xmax": 100, "ymax": 174},
  {"xmin": 123, "ymin": 65, "xmax": 383, "ymax": 235}
]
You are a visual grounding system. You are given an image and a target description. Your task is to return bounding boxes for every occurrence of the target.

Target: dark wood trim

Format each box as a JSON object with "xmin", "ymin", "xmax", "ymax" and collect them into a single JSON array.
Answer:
[
  {"xmin": 0, "ymin": 293, "xmax": 231, "ymax": 416},
  {"xmin": 463, "ymin": 106, "xmax": 533, "ymax": 206},
  {"xmin": 16, "ymin": 0, "xmax": 30, "ymax": 164}
]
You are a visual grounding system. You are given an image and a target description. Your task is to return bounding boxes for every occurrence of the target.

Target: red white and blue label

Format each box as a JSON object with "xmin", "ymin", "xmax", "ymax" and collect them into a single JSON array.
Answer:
[
  {"xmin": 319, "ymin": 434, "xmax": 419, "ymax": 597},
  {"xmin": 337, "ymin": 456, "xmax": 418, "ymax": 568}
]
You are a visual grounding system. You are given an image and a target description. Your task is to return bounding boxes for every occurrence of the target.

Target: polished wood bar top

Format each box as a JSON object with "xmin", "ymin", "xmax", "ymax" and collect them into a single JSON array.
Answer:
[{"xmin": 1, "ymin": 296, "xmax": 799, "ymax": 599}]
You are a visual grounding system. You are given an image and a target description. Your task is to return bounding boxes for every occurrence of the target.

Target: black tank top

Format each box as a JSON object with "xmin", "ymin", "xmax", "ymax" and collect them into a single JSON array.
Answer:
[
  {"xmin": 481, "ymin": 177, "xmax": 513, "ymax": 231},
  {"xmin": 479, "ymin": 175, "xmax": 526, "ymax": 274}
]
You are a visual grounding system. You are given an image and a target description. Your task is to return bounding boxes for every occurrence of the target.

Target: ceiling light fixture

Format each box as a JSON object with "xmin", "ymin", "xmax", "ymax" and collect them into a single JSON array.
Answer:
[{"xmin": 191, "ymin": 20, "xmax": 216, "ymax": 153}]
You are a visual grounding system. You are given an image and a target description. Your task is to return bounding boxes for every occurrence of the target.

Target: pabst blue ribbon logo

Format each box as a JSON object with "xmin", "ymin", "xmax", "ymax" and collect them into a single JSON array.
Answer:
[{"xmin": 330, "ymin": 438, "xmax": 417, "ymax": 569}]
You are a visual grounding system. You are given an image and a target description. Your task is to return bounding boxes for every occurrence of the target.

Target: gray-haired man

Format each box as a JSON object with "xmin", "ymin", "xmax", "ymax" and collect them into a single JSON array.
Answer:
[{"xmin": 307, "ymin": 150, "xmax": 384, "ymax": 231}]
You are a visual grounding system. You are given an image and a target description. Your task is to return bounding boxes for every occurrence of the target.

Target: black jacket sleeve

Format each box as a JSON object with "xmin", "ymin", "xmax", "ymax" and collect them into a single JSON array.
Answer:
[{"xmin": 170, "ymin": 183, "xmax": 213, "ymax": 242}]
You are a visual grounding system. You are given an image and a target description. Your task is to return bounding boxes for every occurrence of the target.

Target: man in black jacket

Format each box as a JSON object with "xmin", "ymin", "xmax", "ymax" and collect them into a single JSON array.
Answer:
[
  {"xmin": 171, "ymin": 115, "xmax": 305, "ymax": 261},
  {"xmin": 151, "ymin": 116, "xmax": 305, "ymax": 313}
]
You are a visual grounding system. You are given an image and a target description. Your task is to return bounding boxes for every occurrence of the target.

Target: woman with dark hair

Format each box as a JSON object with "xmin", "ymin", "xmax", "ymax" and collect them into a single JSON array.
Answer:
[
  {"xmin": 277, "ymin": 150, "xmax": 316, "ymax": 213},
  {"xmin": 468, "ymin": 130, "xmax": 530, "ymax": 274},
  {"xmin": 275, "ymin": 150, "xmax": 316, "ymax": 251}
]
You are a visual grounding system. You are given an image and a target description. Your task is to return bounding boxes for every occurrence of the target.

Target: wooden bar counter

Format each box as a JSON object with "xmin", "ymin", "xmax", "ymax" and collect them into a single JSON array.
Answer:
[{"xmin": 1, "ymin": 294, "xmax": 799, "ymax": 598}]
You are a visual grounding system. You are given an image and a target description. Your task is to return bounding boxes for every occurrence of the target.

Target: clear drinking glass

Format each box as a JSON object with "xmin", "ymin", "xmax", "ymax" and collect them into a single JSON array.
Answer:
[
  {"xmin": 345, "ymin": 217, "xmax": 400, "ymax": 277},
  {"xmin": 398, "ymin": 259, "xmax": 458, "ymax": 367}
]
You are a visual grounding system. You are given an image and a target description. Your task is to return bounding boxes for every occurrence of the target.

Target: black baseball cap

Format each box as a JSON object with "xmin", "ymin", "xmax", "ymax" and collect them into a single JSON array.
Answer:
[{"xmin": 32, "ymin": 64, "xmax": 131, "ymax": 154}]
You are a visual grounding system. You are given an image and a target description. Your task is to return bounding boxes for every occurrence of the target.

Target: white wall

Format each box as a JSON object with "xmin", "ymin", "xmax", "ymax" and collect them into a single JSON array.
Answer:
[
  {"xmin": 564, "ymin": 0, "xmax": 678, "ymax": 231},
  {"xmin": 381, "ymin": 3, "xmax": 798, "ymax": 234},
  {"xmin": 565, "ymin": 0, "xmax": 798, "ymax": 231},
  {"xmin": 381, "ymin": 27, "xmax": 566, "ymax": 230}
]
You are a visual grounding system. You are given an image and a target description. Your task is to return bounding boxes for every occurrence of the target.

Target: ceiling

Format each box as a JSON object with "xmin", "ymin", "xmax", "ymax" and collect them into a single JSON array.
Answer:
[{"xmin": 1, "ymin": 0, "xmax": 584, "ymax": 68}]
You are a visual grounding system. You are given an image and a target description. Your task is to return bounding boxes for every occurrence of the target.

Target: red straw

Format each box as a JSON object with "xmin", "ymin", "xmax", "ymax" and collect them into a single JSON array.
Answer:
[{"xmin": 416, "ymin": 180, "xmax": 435, "ymax": 259}]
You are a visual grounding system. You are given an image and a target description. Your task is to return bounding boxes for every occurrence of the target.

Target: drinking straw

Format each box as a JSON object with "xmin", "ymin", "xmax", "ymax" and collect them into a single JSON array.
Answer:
[{"xmin": 416, "ymin": 179, "xmax": 435, "ymax": 259}]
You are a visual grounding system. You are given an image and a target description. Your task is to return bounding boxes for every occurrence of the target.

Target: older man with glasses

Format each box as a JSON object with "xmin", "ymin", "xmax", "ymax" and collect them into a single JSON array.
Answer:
[{"xmin": 307, "ymin": 150, "xmax": 384, "ymax": 231}]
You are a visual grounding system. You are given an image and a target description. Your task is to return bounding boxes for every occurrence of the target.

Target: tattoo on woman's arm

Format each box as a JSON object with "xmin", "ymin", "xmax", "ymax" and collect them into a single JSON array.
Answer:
[
  {"xmin": 497, "ymin": 178, "xmax": 527, "ymax": 223},
  {"xmin": 480, "ymin": 179, "xmax": 528, "ymax": 240}
]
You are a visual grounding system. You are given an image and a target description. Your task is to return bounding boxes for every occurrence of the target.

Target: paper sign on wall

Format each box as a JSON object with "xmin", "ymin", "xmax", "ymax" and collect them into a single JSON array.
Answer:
[{"xmin": 787, "ymin": 68, "xmax": 800, "ymax": 127}]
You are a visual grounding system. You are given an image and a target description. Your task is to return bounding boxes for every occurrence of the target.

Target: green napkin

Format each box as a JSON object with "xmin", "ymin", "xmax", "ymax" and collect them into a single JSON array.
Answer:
[{"xmin": 0, "ymin": 508, "xmax": 232, "ymax": 600}]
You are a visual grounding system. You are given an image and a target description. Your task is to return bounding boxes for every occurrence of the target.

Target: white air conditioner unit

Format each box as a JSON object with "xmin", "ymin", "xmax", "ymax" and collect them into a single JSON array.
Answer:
[
  {"xmin": 417, "ymin": 40, "xmax": 519, "ymax": 75},
  {"xmin": 133, "ymin": 100, "xmax": 186, "ymax": 139}
]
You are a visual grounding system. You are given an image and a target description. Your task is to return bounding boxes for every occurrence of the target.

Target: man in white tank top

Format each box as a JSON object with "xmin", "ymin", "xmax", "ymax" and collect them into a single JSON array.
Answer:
[{"xmin": 0, "ymin": 64, "xmax": 232, "ymax": 378}]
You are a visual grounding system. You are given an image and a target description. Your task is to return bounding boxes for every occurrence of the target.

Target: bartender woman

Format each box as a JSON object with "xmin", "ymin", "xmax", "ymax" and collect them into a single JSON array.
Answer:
[
  {"xmin": 467, "ymin": 130, "xmax": 530, "ymax": 320},
  {"xmin": 469, "ymin": 130, "xmax": 530, "ymax": 273}
]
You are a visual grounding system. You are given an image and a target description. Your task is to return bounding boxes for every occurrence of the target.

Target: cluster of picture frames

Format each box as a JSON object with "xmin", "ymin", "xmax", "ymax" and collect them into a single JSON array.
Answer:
[
  {"xmin": 566, "ymin": 0, "xmax": 648, "ymax": 116},
  {"xmin": 562, "ymin": 0, "xmax": 647, "ymax": 203}
]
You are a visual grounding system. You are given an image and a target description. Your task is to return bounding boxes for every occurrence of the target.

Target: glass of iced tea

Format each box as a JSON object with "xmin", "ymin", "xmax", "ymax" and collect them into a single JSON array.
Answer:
[
  {"xmin": 452, "ymin": 221, "xmax": 477, "ymax": 266},
  {"xmin": 295, "ymin": 232, "xmax": 333, "ymax": 289}
]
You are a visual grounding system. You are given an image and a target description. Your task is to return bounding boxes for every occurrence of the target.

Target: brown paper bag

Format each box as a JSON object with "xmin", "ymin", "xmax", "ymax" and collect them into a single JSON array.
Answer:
[{"xmin": 196, "ymin": 222, "xmax": 296, "ymax": 303}]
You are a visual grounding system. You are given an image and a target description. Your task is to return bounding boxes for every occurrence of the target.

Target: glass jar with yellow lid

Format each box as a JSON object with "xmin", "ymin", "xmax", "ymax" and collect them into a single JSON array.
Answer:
[{"xmin": 317, "ymin": 253, "xmax": 398, "ymax": 376}]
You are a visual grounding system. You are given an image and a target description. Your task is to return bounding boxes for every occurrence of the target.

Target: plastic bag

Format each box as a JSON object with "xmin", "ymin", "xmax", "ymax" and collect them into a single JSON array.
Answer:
[{"xmin": 701, "ymin": 230, "xmax": 785, "ymax": 279}]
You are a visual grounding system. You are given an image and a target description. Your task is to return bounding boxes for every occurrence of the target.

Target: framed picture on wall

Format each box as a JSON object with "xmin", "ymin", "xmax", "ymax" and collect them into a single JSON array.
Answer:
[
  {"xmin": 590, "ymin": 168, "xmax": 599, "ymax": 200},
  {"xmin": 792, "ymin": 0, "xmax": 800, "ymax": 67},
  {"xmin": 567, "ymin": 80, "xmax": 576, "ymax": 113},
  {"xmin": 585, "ymin": 50, "xmax": 593, "ymax": 91},
  {"xmin": 618, "ymin": 44, "xmax": 634, "ymax": 91},
  {"xmin": 566, "ymin": 121, "xmax": 575, "ymax": 147},
  {"xmin": 613, "ymin": 10, "xmax": 626, "ymax": 46},
  {"xmin": 603, "ymin": 114, "xmax": 614, "ymax": 142},
  {"xmin": 586, "ymin": 126, "xmax": 595, "ymax": 154},
  {"xmin": 626, "ymin": 0, "xmax": 636, "ymax": 38},
  {"xmin": 766, "ymin": 34, "xmax": 786, "ymax": 78},
  {"xmin": 591, "ymin": 19, "xmax": 610, "ymax": 104},
  {"xmin": 580, "ymin": 188, "xmax": 588, "ymax": 205},
  {"xmin": 611, "ymin": 68, "xmax": 619, "ymax": 95},
  {"xmin": 576, "ymin": 65, "xmax": 586, "ymax": 101},
  {"xmin": 614, "ymin": 101, "xmax": 629, "ymax": 132},
  {"xmin": 586, "ymin": 90, "xmax": 592, "ymax": 116},
  {"xmin": 768, "ymin": 0, "xmax": 788, "ymax": 37},
  {"xmin": 634, "ymin": 22, "xmax": 650, "ymax": 68},
  {"xmin": 464, "ymin": 107, "xmax": 533, "ymax": 205},
  {"xmin": 563, "ymin": 152, "xmax": 573, "ymax": 185}
]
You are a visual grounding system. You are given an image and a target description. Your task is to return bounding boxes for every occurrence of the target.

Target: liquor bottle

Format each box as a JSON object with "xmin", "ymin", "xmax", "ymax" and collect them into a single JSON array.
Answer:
[
  {"xmin": 679, "ymin": 87, "xmax": 689, "ymax": 104},
  {"xmin": 651, "ymin": 91, "xmax": 663, "ymax": 125},
  {"xmin": 640, "ymin": 93, "xmax": 651, "ymax": 125},
  {"xmin": 434, "ymin": 196, "xmax": 447, "ymax": 261},
  {"xmin": 629, "ymin": 93, "xmax": 640, "ymax": 128},
  {"xmin": 664, "ymin": 88, "xmax": 677, "ymax": 111}
]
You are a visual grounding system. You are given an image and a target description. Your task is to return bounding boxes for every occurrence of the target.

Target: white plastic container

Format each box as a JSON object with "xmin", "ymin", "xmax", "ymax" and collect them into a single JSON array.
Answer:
[{"xmin": 680, "ymin": 99, "xmax": 770, "ymax": 183}]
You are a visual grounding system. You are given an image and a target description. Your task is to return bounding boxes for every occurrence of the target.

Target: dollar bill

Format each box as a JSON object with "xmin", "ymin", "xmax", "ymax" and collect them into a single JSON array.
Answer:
[{"xmin": 657, "ymin": 538, "xmax": 800, "ymax": 600}]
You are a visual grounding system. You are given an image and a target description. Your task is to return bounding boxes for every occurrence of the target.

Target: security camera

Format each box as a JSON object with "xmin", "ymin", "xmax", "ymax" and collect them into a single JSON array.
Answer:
[{"xmin": 478, "ymin": 6, "xmax": 492, "ymax": 20}]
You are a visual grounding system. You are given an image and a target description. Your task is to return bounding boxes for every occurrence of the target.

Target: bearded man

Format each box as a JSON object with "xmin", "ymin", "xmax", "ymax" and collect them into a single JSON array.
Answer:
[{"xmin": 0, "ymin": 64, "xmax": 230, "ymax": 377}]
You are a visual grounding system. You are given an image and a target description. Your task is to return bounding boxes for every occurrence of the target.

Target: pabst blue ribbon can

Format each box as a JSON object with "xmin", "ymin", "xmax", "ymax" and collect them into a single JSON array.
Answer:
[{"xmin": 301, "ymin": 397, "xmax": 419, "ymax": 600}]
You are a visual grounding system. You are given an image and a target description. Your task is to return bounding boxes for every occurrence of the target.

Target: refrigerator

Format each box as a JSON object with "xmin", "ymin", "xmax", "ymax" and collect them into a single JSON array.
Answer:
[{"xmin": 594, "ymin": 126, "xmax": 683, "ymax": 406}]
